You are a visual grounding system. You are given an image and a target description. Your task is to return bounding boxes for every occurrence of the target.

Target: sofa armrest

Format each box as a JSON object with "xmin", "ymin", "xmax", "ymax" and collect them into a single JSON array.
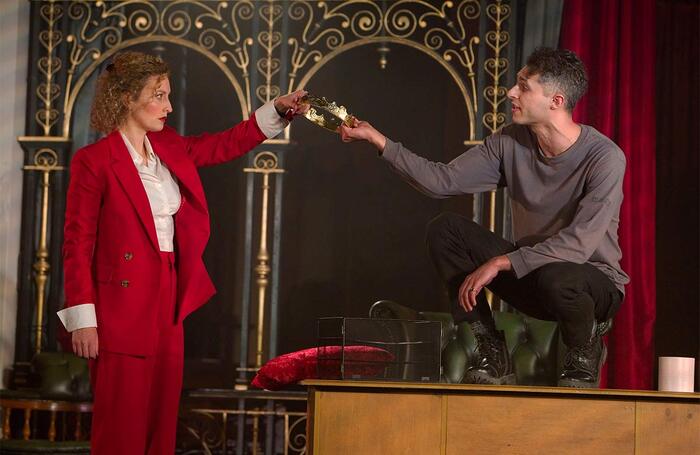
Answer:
[{"xmin": 368, "ymin": 300, "xmax": 419, "ymax": 320}]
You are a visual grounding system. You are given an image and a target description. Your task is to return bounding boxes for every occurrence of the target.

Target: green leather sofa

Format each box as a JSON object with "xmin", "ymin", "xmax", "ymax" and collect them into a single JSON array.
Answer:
[
  {"xmin": 369, "ymin": 300, "xmax": 561, "ymax": 386},
  {"xmin": 30, "ymin": 352, "xmax": 92, "ymax": 402}
]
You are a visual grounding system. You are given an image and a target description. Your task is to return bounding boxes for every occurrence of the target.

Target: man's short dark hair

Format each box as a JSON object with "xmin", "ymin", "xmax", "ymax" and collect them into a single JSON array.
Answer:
[{"xmin": 525, "ymin": 47, "xmax": 588, "ymax": 112}]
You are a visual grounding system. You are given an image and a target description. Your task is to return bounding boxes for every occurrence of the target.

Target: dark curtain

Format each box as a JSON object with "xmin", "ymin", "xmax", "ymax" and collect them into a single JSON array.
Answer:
[
  {"xmin": 654, "ymin": 0, "xmax": 700, "ymax": 390},
  {"xmin": 560, "ymin": 0, "xmax": 657, "ymax": 389}
]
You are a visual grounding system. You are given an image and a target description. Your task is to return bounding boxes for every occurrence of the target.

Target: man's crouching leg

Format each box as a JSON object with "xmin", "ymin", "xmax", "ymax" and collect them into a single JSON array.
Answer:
[
  {"xmin": 558, "ymin": 318, "xmax": 613, "ymax": 388},
  {"xmin": 533, "ymin": 263, "xmax": 621, "ymax": 388},
  {"xmin": 426, "ymin": 212, "xmax": 517, "ymax": 385}
]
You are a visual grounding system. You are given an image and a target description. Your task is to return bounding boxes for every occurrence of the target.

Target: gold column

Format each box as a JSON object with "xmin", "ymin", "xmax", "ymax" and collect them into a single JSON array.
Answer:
[
  {"xmin": 485, "ymin": 190, "xmax": 497, "ymax": 308},
  {"xmin": 243, "ymin": 151, "xmax": 284, "ymax": 369},
  {"xmin": 36, "ymin": 0, "xmax": 62, "ymax": 137},
  {"xmin": 23, "ymin": 148, "xmax": 64, "ymax": 353},
  {"xmin": 284, "ymin": 413, "xmax": 290, "ymax": 455},
  {"xmin": 221, "ymin": 412, "xmax": 228, "ymax": 454},
  {"xmin": 482, "ymin": 0, "xmax": 511, "ymax": 310},
  {"xmin": 251, "ymin": 411, "xmax": 261, "ymax": 455},
  {"xmin": 483, "ymin": 0, "xmax": 511, "ymax": 135}
]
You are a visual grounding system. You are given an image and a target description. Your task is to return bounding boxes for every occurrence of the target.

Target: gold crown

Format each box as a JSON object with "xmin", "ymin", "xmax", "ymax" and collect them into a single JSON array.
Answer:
[{"xmin": 301, "ymin": 94, "xmax": 356, "ymax": 132}]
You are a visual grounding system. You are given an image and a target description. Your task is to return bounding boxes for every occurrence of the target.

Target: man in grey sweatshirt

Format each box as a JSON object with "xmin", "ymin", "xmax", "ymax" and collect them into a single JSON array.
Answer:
[{"xmin": 339, "ymin": 48, "xmax": 628, "ymax": 388}]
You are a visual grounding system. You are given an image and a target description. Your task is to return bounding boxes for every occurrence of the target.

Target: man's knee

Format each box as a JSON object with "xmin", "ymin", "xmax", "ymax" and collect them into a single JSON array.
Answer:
[
  {"xmin": 534, "ymin": 262, "xmax": 589, "ymax": 302},
  {"xmin": 425, "ymin": 212, "xmax": 479, "ymax": 247},
  {"xmin": 426, "ymin": 212, "xmax": 459, "ymax": 238}
]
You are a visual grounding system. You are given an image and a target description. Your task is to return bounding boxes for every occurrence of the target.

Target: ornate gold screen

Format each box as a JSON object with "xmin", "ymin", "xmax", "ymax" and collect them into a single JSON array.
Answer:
[{"xmin": 18, "ymin": 1, "xmax": 512, "ymax": 452}]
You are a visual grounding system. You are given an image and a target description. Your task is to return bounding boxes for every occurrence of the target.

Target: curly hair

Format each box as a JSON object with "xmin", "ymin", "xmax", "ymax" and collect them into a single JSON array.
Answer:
[
  {"xmin": 525, "ymin": 47, "xmax": 588, "ymax": 112},
  {"xmin": 90, "ymin": 51, "xmax": 170, "ymax": 134}
]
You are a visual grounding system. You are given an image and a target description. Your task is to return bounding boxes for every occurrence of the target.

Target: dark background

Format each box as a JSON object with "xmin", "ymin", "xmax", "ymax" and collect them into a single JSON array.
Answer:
[
  {"xmin": 654, "ymin": 0, "xmax": 699, "ymax": 385},
  {"xmin": 187, "ymin": 43, "xmax": 476, "ymax": 387},
  {"xmin": 278, "ymin": 44, "xmax": 474, "ymax": 356}
]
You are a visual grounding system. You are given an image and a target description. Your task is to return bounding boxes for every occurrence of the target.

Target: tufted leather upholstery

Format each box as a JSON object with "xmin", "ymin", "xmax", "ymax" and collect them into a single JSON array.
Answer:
[
  {"xmin": 31, "ymin": 352, "xmax": 92, "ymax": 401},
  {"xmin": 369, "ymin": 300, "xmax": 561, "ymax": 386}
]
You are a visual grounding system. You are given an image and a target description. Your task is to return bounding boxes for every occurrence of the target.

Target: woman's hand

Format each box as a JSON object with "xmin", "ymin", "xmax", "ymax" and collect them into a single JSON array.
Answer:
[
  {"xmin": 72, "ymin": 327, "xmax": 99, "ymax": 359},
  {"xmin": 274, "ymin": 90, "xmax": 309, "ymax": 119},
  {"xmin": 338, "ymin": 118, "xmax": 387, "ymax": 151}
]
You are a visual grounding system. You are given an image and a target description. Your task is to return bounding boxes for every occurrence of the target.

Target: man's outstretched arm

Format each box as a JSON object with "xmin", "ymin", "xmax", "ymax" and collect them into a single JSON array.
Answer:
[{"xmin": 340, "ymin": 119, "xmax": 504, "ymax": 198}]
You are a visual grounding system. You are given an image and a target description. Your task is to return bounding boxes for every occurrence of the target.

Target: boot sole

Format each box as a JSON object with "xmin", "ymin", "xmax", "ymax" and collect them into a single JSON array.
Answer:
[
  {"xmin": 557, "ymin": 344, "xmax": 608, "ymax": 388},
  {"xmin": 464, "ymin": 371, "xmax": 516, "ymax": 385}
]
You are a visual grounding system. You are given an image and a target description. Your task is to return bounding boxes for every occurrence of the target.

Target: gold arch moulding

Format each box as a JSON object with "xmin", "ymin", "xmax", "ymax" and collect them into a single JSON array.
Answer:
[
  {"xmin": 292, "ymin": 36, "xmax": 477, "ymax": 142},
  {"xmin": 63, "ymin": 36, "xmax": 249, "ymax": 138}
]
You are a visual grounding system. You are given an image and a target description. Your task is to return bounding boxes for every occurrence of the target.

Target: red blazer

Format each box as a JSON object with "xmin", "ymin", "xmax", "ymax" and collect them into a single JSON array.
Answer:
[{"xmin": 63, "ymin": 115, "xmax": 266, "ymax": 356}]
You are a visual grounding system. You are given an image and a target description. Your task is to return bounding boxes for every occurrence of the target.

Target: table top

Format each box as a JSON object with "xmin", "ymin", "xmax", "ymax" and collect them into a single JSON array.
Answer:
[{"xmin": 302, "ymin": 379, "xmax": 700, "ymax": 401}]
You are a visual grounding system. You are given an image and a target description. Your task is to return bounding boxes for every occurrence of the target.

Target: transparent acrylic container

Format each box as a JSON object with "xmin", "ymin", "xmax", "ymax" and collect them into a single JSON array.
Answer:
[{"xmin": 316, "ymin": 317, "xmax": 442, "ymax": 382}]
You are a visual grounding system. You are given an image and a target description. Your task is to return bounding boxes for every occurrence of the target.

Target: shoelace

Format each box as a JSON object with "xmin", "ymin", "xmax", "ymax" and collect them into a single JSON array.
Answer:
[
  {"xmin": 474, "ymin": 332, "xmax": 501, "ymax": 359},
  {"xmin": 564, "ymin": 343, "xmax": 596, "ymax": 375}
]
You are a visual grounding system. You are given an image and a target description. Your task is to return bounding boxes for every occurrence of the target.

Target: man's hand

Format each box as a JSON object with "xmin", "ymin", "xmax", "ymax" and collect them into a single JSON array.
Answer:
[
  {"xmin": 459, "ymin": 255, "xmax": 512, "ymax": 312},
  {"xmin": 274, "ymin": 90, "xmax": 309, "ymax": 119},
  {"xmin": 338, "ymin": 119, "xmax": 387, "ymax": 151},
  {"xmin": 72, "ymin": 327, "xmax": 98, "ymax": 359}
]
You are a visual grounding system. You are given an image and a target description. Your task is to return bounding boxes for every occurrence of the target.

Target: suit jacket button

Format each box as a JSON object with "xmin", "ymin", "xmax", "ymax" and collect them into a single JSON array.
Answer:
[
  {"xmin": 121, "ymin": 280, "xmax": 129, "ymax": 288},
  {"xmin": 124, "ymin": 252, "xmax": 133, "ymax": 261}
]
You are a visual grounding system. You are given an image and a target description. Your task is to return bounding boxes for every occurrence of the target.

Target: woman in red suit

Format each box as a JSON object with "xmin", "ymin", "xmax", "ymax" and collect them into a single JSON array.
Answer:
[{"xmin": 57, "ymin": 51, "xmax": 307, "ymax": 454}]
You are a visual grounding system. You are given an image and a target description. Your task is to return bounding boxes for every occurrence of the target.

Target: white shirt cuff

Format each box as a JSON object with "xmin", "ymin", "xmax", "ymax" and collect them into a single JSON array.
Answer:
[
  {"xmin": 57, "ymin": 304, "xmax": 97, "ymax": 332},
  {"xmin": 255, "ymin": 100, "xmax": 289, "ymax": 139}
]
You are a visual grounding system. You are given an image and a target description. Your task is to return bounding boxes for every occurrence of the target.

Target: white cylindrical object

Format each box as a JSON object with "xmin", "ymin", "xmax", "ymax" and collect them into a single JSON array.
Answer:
[{"xmin": 658, "ymin": 356, "xmax": 695, "ymax": 392}]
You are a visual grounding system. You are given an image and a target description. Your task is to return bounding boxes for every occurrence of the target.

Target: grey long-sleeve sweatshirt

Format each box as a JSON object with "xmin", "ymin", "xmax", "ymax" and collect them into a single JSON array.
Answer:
[{"xmin": 381, "ymin": 123, "xmax": 630, "ymax": 294}]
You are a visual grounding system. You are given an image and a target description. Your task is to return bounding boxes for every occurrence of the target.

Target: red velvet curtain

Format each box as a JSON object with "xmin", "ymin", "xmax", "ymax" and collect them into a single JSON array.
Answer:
[{"xmin": 560, "ymin": 0, "xmax": 656, "ymax": 389}]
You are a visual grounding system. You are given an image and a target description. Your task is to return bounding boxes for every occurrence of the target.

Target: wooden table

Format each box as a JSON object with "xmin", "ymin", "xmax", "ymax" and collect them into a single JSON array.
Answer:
[{"xmin": 304, "ymin": 380, "xmax": 700, "ymax": 454}]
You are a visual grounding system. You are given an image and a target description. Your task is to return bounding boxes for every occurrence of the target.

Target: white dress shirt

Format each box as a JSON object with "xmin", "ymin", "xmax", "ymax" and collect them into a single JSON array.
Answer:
[
  {"xmin": 57, "ymin": 100, "xmax": 288, "ymax": 332},
  {"xmin": 122, "ymin": 132, "xmax": 181, "ymax": 252}
]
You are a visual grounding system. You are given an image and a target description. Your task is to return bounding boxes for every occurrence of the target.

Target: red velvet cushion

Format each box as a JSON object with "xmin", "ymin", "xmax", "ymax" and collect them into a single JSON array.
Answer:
[{"xmin": 251, "ymin": 346, "xmax": 394, "ymax": 390}]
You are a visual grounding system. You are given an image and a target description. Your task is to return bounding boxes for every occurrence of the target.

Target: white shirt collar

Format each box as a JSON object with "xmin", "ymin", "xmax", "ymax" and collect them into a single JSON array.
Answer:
[{"xmin": 119, "ymin": 131, "xmax": 156, "ymax": 166}]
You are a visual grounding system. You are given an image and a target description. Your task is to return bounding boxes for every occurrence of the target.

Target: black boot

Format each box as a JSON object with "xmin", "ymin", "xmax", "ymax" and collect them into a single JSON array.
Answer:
[
  {"xmin": 464, "ymin": 321, "xmax": 515, "ymax": 385},
  {"xmin": 558, "ymin": 319, "xmax": 613, "ymax": 388}
]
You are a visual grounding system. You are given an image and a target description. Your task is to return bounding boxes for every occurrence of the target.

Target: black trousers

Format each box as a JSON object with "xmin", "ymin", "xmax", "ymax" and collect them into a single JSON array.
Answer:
[{"xmin": 426, "ymin": 213, "xmax": 623, "ymax": 347}]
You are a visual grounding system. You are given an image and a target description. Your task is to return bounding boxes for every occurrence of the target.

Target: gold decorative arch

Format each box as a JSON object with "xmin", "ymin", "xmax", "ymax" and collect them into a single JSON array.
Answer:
[
  {"xmin": 34, "ymin": 0, "xmax": 260, "ymax": 138},
  {"xmin": 63, "ymin": 36, "xmax": 250, "ymax": 138},
  {"xmin": 294, "ymin": 36, "xmax": 477, "ymax": 140},
  {"xmin": 29, "ymin": 0, "xmax": 510, "ymax": 142},
  {"xmin": 282, "ymin": 0, "xmax": 484, "ymax": 141}
]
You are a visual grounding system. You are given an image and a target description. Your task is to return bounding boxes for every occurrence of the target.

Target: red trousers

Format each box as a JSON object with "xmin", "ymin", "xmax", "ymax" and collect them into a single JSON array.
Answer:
[{"xmin": 90, "ymin": 252, "xmax": 183, "ymax": 454}]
